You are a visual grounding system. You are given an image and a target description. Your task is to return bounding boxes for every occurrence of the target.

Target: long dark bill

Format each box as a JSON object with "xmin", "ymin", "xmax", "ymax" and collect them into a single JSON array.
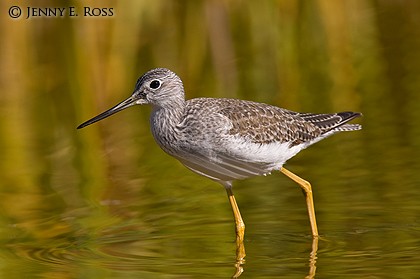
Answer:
[{"xmin": 77, "ymin": 96, "xmax": 137, "ymax": 129}]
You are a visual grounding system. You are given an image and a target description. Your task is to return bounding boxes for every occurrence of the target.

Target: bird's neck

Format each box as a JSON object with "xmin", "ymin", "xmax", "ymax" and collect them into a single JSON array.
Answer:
[
  {"xmin": 150, "ymin": 99, "xmax": 186, "ymax": 149},
  {"xmin": 152, "ymin": 97, "xmax": 186, "ymax": 123}
]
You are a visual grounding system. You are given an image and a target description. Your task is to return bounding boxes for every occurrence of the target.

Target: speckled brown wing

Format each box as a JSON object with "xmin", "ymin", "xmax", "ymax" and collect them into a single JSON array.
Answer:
[
  {"xmin": 216, "ymin": 99, "xmax": 321, "ymax": 145},
  {"xmin": 217, "ymin": 99, "xmax": 361, "ymax": 146}
]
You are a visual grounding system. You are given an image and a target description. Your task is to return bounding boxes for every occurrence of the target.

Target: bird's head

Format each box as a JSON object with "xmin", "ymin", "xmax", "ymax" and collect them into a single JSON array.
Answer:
[{"xmin": 77, "ymin": 68, "xmax": 184, "ymax": 129}]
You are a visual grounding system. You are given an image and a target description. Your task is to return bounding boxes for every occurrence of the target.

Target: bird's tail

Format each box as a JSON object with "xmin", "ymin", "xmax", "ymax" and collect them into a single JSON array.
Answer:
[{"xmin": 332, "ymin": 112, "xmax": 362, "ymax": 132}]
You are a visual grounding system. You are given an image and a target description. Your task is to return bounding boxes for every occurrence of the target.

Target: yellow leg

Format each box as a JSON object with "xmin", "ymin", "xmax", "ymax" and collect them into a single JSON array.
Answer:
[
  {"xmin": 226, "ymin": 187, "xmax": 246, "ymax": 261},
  {"xmin": 280, "ymin": 167, "xmax": 319, "ymax": 237}
]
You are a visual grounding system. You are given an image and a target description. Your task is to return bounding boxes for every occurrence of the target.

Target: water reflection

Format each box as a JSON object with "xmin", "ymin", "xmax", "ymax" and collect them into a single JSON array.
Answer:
[
  {"xmin": 5, "ymin": 213, "xmax": 320, "ymax": 278},
  {"xmin": 306, "ymin": 237, "xmax": 318, "ymax": 279},
  {"xmin": 233, "ymin": 240, "xmax": 245, "ymax": 278},
  {"xmin": 233, "ymin": 236, "xmax": 318, "ymax": 279}
]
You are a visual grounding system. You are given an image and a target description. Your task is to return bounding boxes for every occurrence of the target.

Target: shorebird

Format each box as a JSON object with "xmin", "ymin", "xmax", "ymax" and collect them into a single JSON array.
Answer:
[{"xmin": 77, "ymin": 68, "xmax": 361, "ymax": 254}]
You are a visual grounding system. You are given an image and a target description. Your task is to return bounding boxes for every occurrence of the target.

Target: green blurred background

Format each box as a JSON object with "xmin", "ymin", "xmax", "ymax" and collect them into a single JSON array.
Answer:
[{"xmin": 1, "ymin": 0, "xmax": 420, "ymax": 278}]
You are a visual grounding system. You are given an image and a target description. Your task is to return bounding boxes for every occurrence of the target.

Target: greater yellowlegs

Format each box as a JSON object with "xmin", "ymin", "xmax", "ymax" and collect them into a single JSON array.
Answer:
[{"xmin": 78, "ymin": 68, "xmax": 361, "ymax": 252}]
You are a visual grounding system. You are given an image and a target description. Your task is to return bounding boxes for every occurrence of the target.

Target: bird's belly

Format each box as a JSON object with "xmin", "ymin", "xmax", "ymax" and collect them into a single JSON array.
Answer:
[
  {"xmin": 168, "ymin": 136, "xmax": 306, "ymax": 182},
  {"xmin": 174, "ymin": 152, "xmax": 269, "ymax": 182}
]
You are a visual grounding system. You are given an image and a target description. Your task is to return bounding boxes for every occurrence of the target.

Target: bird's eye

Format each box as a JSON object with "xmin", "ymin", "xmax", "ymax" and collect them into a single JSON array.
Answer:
[{"xmin": 150, "ymin": 79, "xmax": 161, "ymax": 89}]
